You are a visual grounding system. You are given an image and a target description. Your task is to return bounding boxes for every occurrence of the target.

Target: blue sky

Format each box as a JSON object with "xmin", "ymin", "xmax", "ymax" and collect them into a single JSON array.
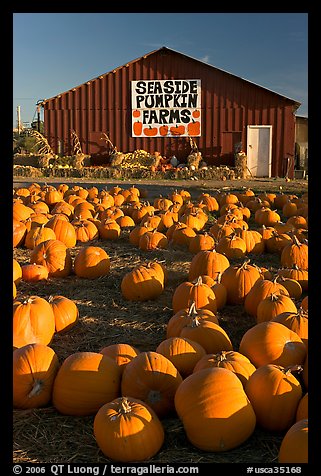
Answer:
[{"xmin": 13, "ymin": 12, "xmax": 308, "ymax": 127}]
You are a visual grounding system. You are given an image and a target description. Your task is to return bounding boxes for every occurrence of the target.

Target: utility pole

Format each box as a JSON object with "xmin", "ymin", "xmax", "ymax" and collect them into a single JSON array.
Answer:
[{"xmin": 17, "ymin": 105, "xmax": 22, "ymax": 134}]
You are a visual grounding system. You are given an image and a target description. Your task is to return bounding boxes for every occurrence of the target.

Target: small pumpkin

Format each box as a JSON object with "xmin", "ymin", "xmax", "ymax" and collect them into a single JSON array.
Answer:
[
  {"xmin": 94, "ymin": 396, "xmax": 164, "ymax": 462},
  {"xmin": 21, "ymin": 263, "xmax": 49, "ymax": 282}
]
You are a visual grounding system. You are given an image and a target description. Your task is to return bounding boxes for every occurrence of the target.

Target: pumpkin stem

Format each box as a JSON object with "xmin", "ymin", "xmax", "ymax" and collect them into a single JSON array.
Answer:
[
  {"xmin": 283, "ymin": 364, "xmax": 303, "ymax": 375},
  {"xmin": 188, "ymin": 301, "xmax": 198, "ymax": 317},
  {"xmin": 28, "ymin": 379, "xmax": 43, "ymax": 399},
  {"xmin": 194, "ymin": 275, "xmax": 203, "ymax": 286},
  {"xmin": 215, "ymin": 351, "xmax": 227, "ymax": 363},
  {"xmin": 118, "ymin": 397, "xmax": 132, "ymax": 414}
]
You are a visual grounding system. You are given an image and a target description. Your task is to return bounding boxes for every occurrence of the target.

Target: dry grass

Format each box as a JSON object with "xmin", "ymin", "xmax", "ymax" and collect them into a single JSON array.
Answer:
[{"xmin": 13, "ymin": 180, "xmax": 307, "ymax": 465}]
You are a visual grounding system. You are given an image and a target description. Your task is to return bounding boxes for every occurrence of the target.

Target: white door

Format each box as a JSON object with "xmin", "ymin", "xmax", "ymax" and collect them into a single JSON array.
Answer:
[{"xmin": 247, "ymin": 125, "xmax": 272, "ymax": 177}]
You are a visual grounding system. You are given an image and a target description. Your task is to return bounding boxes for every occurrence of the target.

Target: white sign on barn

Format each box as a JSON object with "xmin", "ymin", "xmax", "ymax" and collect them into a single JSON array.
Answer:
[{"xmin": 131, "ymin": 79, "xmax": 201, "ymax": 138}]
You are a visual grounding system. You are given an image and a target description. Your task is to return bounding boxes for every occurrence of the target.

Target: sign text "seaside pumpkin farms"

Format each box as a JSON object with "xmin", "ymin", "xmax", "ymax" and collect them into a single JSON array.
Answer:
[{"xmin": 131, "ymin": 79, "xmax": 201, "ymax": 137}]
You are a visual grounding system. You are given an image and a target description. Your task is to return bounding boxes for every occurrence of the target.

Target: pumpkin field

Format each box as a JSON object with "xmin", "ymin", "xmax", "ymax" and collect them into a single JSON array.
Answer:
[{"xmin": 13, "ymin": 177, "xmax": 308, "ymax": 465}]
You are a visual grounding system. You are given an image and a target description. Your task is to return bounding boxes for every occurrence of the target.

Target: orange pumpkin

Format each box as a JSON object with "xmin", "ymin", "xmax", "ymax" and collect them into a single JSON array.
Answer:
[
  {"xmin": 174, "ymin": 367, "xmax": 256, "ymax": 451},
  {"xmin": 159, "ymin": 125, "xmax": 169, "ymax": 136},
  {"xmin": 187, "ymin": 120, "xmax": 200, "ymax": 136},
  {"xmin": 74, "ymin": 246, "xmax": 110, "ymax": 279},
  {"xmin": 221, "ymin": 260, "xmax": 262, "ymax": 305},
  {"xmin": 239, "ymin": 321, "xmax": 306, "ymax": 368},
  {"xmin": 245, "ymin": 364, "xmax": 302, "ymax": 431},
  {"xmin": 172, "ymin": 276, "xmax": 217, "ymax": 314},
  {"xmin": 166, "ymin": 301, "xmax": 218, "ymax": 339},
  {"xmin": 30, "ymin": 239, "xmax": 72, "ymax": 278},
  {"xmin": 143, "ymin": 125, "xmax": 158, "ymax": 136},
  {"xmin": 99, "ymin": 343, "xmax": 140, "ymax": 375},
  {"xmin": 193, "ymin": 350, "xmax": 256, "ymax": 388},
  {"xmin": 21, "ymin": 263, "xmax": 49, "ymax": 282},
  {"xmin": 94, "ymin": 396, "xmax": 164, "ymax": 462},
  {"xmin": 52, "ymin": 351, "xmax": 121, "ymax": 416},
  {"xmin": 170, "ymin": 124, "xmax": 185, "ymax": 136},
  {"xmin": 121, "ymin": 351, "xmax": 183, "ymax": 418},
  {"xmin": 278, "ymin": 419, "xmax": 308, "ymax": 463},
  {"xmin": 156, "ymin": 336, "xmax": 206, "ymax": 378},
  {"xmin": 13, "ymin": 343, "xmax": 60, "ymax": 409},
  {"xmin": 13, "ymin": 296, "xmax": 56, "ymax": 348},
  {"xmin": 188, "ymin": 249, "xmax": 230, "ymax": 281},
  {"xmin": 48, "ymin": 295, "xmax": 79, "ymax": 333}
]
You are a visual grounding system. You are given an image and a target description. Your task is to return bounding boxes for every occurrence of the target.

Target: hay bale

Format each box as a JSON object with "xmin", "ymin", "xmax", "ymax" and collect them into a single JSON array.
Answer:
[
  {"xmin": 187, "ymin": 151, "xmax": 202, "ymax": 170},
  {"xmin": 110, "ymin": 152, "xmax": 125, "ymax": 167},
  {"xmin": 235, "ymin": 152, "xmax": 249, "ymax": 179},
  {"xmin": 71, "ymin": 153, "xmax": 91, "ymax": 169},
  {"xmin": 37, "ymin": 153, "xmax": 55, "ymax": 168}
]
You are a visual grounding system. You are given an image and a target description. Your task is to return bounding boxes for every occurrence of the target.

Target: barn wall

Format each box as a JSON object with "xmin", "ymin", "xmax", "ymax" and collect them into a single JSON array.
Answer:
[{"xmin": 43, "ymin": 48, "xmax": 297, "ymax": 177}]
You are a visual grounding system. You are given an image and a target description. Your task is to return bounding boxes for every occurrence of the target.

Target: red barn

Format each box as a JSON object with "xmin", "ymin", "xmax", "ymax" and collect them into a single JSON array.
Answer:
[{"xmin": 41, "ymin": 46, "xmax": 301, "ymax": 178}]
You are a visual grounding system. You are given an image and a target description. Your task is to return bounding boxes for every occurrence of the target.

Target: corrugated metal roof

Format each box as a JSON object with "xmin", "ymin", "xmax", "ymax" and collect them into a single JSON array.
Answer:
[{"xmin": 41, "ymin": 46, "xmax": 301, "ymax": 110}]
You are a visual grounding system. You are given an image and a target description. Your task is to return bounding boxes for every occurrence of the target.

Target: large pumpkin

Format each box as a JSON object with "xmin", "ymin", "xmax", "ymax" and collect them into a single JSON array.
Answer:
[
  {"xmin": 74, "ymin": 246, "xmax": 110, "ymax": 279},
  {"xmin": 172, "ymin": 276, "xmax": 217, "ymax": 314},
  {"xmin": 24, "ymin": 224, "xmax": 56, "ymax": 250},
  {"xmin": 52, "ymin": 351, "xmax": 121, "ymax": 416},
  {"xmin": 121, "ymin": 351, "xmax": 183, "ymax": 418},
  {"xmin": 174, "ymin": 367, "xmax": 256, "ymax": 451},
  {"xmin": 13, "ymin": 296, "xmax": 56, "ymax": 348},
  {"xmin": 45, "ymin": 216, "xmax": 77, "ymax": 248},
  {"xmin": 278, "ymin": 419, "xmax": 308, "ymax": 463},
  {"xmin": 245, "ymin": 364, "xmax": 302, "ymax": 431},
  {"xmin": 29, "ymin": 239, "xmax": 72, "ymax": 278},
  {"xmin": 280, "ymin": 235, "xmax": 308, "ymax": 270},
  {"xmin": 193, "ymin": 350, "xmax": 256, "ymax": 387},
  {"xmin": 94, "ymin": 396, "xmax": 164, "ymax": 462},
  {"xmin": 99, "ymin": 343, "xmax": 140, "ymax": 375},
  {"xmin": 271, "ymin": 309, "xmax": 308, "ymax": 349},
  {"xmin": 220, "ymin": 260, "xmax": 262, "ymax": 305},
  {"xmin": 121, "ymin": 264, "xmax": 164, "ymax": 301},
  {"xmin": 166, "ymin": 301, "xmax": 219, "ymax": 338},
  {"xmin": 244, "ymin": 277, "xmax": 290, "ymax": 318},
  {"xmin": 188, "ymin": 249, "xmax": 230, "ymax": 281},
  {"xmin": 256, "ymin": 293, "xmax": 298, "ymax": 323},
  {"xmin": 178, "ymin": 314, "xmax": 233, "ymax": 355},
  {"xmin": 13, "ymin": 343, "xmax": 59, "ymax": 409},
  {"xmin": 239, "ymin": 321, "xmax": 306, "ymax": 368},
  {"xmin": 156, "ymin": 336, "xmax": 206, "ymax": 378}
]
